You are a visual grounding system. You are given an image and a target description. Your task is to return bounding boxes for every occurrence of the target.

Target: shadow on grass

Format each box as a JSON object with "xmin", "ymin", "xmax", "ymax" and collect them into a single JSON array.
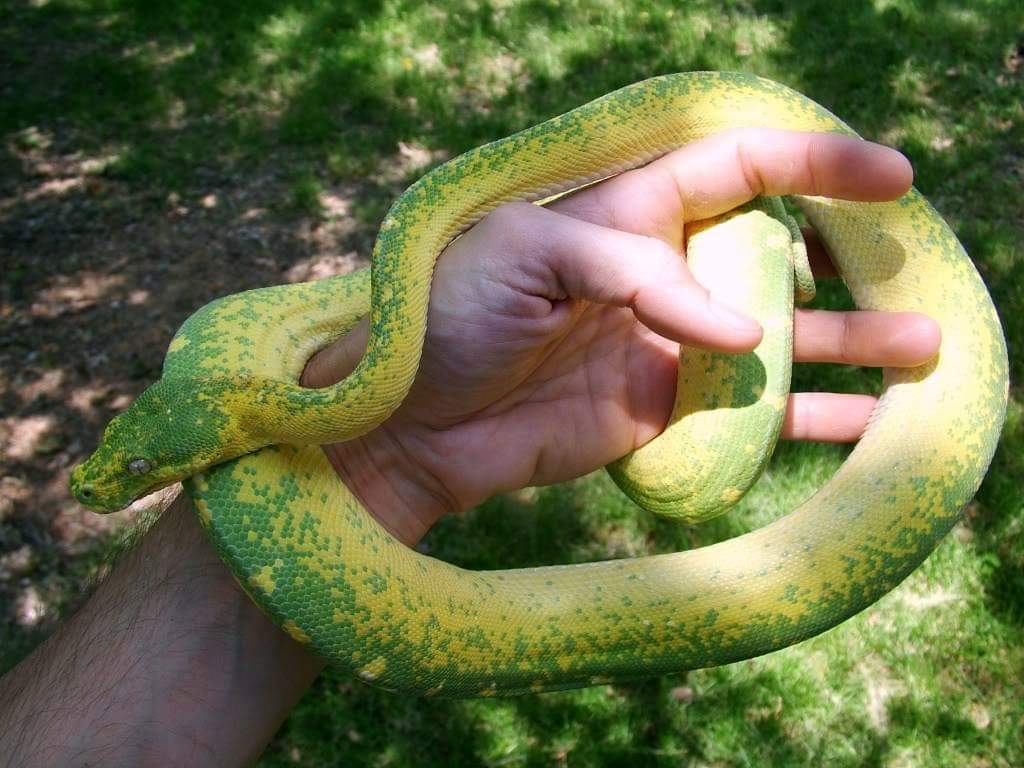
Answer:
[{"xmin": 267, "ymin": 650, "xmax": 899, "ymax": 766}]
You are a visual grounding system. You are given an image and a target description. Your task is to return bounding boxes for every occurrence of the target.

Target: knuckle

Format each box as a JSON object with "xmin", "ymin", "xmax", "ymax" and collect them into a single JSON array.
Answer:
[
  {"xmin": 483, "ymin": 201, "xmax": 535, "ymax": 230},
  {"xmin": 803, "ymin": 135, "xmax": 824, "ymax": 196},
  {"xmin": 477, "ymin": 202, "xmax": 542, "ymax": 252},
  {"xmin": 733, "ymin": 128, "xmax": 764, "ymax": 197},
  {"xmin": 839, "ymin": 313, "xmax": 857, "ymax": 363}
]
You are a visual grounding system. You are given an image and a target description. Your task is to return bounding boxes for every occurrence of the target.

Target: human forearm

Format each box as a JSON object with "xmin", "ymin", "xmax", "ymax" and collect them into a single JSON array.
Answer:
[{"xmin": 0, "ymin": 495, "xmax": 323, "ymax": 767}]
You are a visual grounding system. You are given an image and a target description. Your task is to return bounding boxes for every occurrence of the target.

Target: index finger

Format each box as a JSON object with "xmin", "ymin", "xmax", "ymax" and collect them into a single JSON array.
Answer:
[{"xmin": 552, "ymin": 128, "xmax": 913, "ymax": 238}]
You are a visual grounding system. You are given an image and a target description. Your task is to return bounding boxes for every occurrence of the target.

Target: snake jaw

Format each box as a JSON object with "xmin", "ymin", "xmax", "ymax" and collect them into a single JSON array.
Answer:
[
  {"xmin": 71, "ymin": 448, "xmax": 210, "ymax": 512},
  {"xmin": 70, "ymin": 457, "xmax": 141, "ymax": 512},
  {"xmin": 70, "ymin": 439, "xmax": 217, "ymax": 512},
  {"xmin": 70, "ymin": 442, "xmax": 168, "ymax": 512}
]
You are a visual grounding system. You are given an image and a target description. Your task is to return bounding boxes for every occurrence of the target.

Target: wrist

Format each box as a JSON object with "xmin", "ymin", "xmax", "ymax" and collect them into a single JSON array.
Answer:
[
  {"xmin": 301, "ymin": 320, "xmax": 457, "ymax": 544},
  {"xmin": 321, "ymin": 423, "xmax": 457, "ymax": 546}
]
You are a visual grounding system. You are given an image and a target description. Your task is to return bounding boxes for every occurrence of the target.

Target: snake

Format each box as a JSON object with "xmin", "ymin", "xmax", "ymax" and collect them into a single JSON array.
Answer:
[
  {"xmin": 609, "ymin": 195, "xmax": 817, "ymax": 523},
  {"xmin": 70, "ymin": 72, "xmax": 1008, "ymax": 697}
]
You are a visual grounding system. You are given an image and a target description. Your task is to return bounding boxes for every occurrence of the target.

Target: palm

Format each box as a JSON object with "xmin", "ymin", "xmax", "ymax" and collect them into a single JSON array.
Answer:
[
  {"xmin": 308, "ymin": 129, "xmax": 940, "ymax": 540},
  {"xmin": 412, "ymin": 292, "xmax": 672, "ymax": 484}
]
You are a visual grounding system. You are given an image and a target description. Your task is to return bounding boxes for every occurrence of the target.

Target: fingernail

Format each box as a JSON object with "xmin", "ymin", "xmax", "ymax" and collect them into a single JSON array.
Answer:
[{"xmin": 710, "ymin": 300, "xmax": 760, "ymax": 333}]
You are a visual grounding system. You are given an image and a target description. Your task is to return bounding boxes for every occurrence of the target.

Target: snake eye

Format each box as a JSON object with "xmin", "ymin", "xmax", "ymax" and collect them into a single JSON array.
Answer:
[{"xmin": 128, "ymin": 458, "xmax": 152, "ymax": 476}]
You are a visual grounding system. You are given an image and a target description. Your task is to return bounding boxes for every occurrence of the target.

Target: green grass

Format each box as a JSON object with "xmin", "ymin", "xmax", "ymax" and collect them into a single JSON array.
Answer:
[
  {"xmin": 3, "ymin": 0, "xmax": 1022, "ymax": 765},
  {"xmin": 286, "ymin": 169, "xmax": 327, "ymax": 217}
]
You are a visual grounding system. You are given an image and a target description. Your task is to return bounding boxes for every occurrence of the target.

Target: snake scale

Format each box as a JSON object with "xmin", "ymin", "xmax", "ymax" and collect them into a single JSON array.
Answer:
[
  {"xmin": 71, "ymin": 72, "xmax": 1008, "ymax": 697},
  {"xmin": 609, "ymin": 195, "xmax": 816, "ymax": 522}
]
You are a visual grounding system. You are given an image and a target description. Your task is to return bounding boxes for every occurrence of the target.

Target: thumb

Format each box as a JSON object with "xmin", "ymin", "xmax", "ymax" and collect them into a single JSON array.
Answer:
[
  {"xmin": 301, "ymin": 315, "xmax": 370, "ymax": 388},
  {"xmin": 499, "ymin": 203, "xmax": 762, "ymax": 353}
]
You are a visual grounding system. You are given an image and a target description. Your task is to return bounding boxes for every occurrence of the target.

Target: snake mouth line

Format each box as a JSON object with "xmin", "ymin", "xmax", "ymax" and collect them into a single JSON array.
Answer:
[
  {"xmin": 75, "ymin": 476, "xmax": 184, "ymax": 513},
  {"xmin": 124, "ymin": 479, "xmax": 184, "ymax": 511}
]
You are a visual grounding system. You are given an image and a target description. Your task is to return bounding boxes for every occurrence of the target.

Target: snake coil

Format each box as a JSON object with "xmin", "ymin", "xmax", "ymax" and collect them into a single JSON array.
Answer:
[{"xmin": 72, "ymin": 72, "xmax": 1007, "ymax": 697}]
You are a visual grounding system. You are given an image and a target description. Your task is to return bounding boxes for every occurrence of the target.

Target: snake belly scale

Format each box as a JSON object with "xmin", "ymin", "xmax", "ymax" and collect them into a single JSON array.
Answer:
[{"xmin": 70, "ymin": 72, "xmax": 1008, "ymax": 697}]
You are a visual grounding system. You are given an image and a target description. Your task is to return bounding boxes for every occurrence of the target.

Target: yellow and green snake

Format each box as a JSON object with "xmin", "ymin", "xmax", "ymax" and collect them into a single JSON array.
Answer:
[{"xmin": 71, "ymin": 72, "xmax": 1008, "ymax": 697}]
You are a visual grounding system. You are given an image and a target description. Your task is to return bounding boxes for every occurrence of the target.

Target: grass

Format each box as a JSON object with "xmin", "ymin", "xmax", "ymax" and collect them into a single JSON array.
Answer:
[
  {"xmin": 287, "ymin": 170, "xmax": 327, "ymax": 218},
  {"xmin": 2, "ymin": 0, "xmax": 1022, "ymax": 765}
]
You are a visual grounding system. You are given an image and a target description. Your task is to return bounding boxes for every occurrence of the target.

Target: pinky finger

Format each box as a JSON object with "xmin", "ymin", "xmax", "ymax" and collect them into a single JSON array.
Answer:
[{"xmin": 781, "ymin": 392, "xmax": 877, "ymax": 443}]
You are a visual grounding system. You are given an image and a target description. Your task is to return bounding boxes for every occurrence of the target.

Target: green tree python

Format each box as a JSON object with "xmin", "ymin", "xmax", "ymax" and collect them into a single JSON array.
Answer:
[{"xmin": 70, "ymin": 72, "xmax": 1008, "ymax": 697}]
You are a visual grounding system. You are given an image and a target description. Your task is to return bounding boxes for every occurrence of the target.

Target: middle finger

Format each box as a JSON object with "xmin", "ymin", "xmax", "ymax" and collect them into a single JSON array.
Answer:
[{"xmin": 794, "ymin": 309, "xmax": 941, "ymax": 366}]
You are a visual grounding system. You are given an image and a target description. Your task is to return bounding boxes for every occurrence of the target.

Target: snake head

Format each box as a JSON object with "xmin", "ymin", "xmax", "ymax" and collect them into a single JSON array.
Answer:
[{"xmin": 70, "ymin": 378, "xmax": 239, "ymax": 512}]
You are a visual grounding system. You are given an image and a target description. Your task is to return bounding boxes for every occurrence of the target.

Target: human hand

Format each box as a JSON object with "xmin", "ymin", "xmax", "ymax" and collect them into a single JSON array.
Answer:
[{"xmin": 302, "ymin": 128, "xmax": 940, "ymax": 545}]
